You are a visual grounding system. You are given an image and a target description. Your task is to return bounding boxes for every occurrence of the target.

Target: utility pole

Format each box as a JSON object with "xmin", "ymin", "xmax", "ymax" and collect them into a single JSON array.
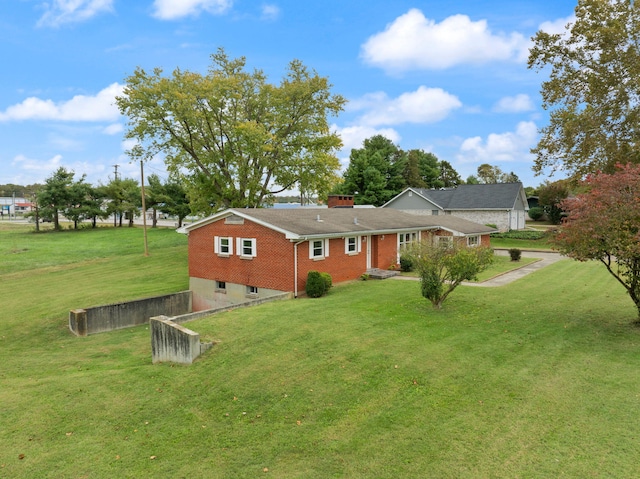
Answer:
[
  {"xmin": 112, "ymin": 164, "xmax": 119, "ymax": 227},
  {"xmin": 140, "ymin": 160, "xmax": 149, "ymax": 257}
]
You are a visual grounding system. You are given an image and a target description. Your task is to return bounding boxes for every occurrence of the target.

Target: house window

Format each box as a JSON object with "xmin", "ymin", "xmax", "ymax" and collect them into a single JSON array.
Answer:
[
  {"xmin": 236, "ymin": 238, "xmax": 257, "ymax": 258},
  {"xmin": 216, "ymin": 281, "xmax": 226, "ymax": 292},
  {"xmin": 432, "ymin": 210, "xmax": 439, "ymax": 216},
  {"xmin": 437, "ymin": 236, "xmax": 453, "ymax": 248},
  {"xmin": 398, "ymin": 232, "xmax": 419, "ymax": 250},
  {"xmin": 345, "ymin": 236, "xmax": 360, "ymax": 254},
  {"xmin": 214, "ymin": 236, "xmax": 233, "ymax": 255},
  {"xmin": 309, "ymin": 239, "xmax": 330, "ymax": 259},
  {"xmin": 467, "ymin": 235, "xmax": 480, "ymax": 247},
  {"xmin": 247, "ymin": 285, "xmax": 258, "ymax": 296}
]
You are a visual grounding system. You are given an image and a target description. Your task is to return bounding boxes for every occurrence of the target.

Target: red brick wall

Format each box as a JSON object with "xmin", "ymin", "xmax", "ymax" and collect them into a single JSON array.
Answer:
[
  {"xmin": 187, "ymin": 220, "xmax": 489, "ymax": 294},
  {"xmin": 188, "ymin": 218, "xmax": 297, "ymax": 292},
  {"xmin": 295, "ymin": 236, "xmax": 368, "ymax": 293}
]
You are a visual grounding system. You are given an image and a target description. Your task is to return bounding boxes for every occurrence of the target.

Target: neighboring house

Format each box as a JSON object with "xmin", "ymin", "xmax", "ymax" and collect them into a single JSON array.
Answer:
[
  {"xmin": 178, "ymin": 208, "xmax": 496, "ymax": 310},
  {"xmin": 382, "ymin": 183, "xmax": 528, "ymax": 232}
]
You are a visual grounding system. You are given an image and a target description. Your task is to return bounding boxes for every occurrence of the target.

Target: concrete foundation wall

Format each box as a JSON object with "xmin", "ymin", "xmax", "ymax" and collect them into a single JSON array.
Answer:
[
  {"xmin": 150, "ymin": 315, "xmax": 212, "ymax": 364},
  {"xmin": 189, "ymin": 277, "xmax": 285, "ymax": 311},
  {"xmin": 69, "ymin": 291, "xmax": 192, "ymax": 336}
]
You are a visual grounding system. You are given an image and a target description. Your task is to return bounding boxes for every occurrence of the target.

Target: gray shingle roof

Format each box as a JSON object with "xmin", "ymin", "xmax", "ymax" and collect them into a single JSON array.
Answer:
[
  {"xmin": 413, "ymin": 183, "xmax": 523, "ymax": 210},
  {"xmin": 182, "ymin": 207, "xmax": 497, "ymax": 237}
]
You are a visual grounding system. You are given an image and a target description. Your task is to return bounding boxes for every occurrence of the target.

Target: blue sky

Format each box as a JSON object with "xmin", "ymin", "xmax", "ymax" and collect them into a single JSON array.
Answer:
[{"xmin": 0, "ymin": 0, "xmax": 578, "ymax": 190}]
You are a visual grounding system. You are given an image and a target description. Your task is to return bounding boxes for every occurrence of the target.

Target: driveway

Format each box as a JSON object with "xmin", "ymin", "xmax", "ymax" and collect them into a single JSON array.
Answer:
[{"xmin": 393, "ymin": 249, "xmax": 565, "ymax": 287}]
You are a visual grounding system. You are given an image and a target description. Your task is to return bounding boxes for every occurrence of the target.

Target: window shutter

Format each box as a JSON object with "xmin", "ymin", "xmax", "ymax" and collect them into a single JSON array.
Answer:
[
  {"xmin": 228, "ymin": 238, "xmax": 234, "ymax": 255},
  {"xmin": 214, "ymin": 236, "xmax": 219, "ymax": 254},
  {"xmin": 325, "ymin": 238, "xmax": 329, "ymax": 258},
  {"xmin": 251, "ymin": 238, "xmax": 257, "ymax": 257},
  {"xmin": 357, "ymin": 236, "xmax": 362, "ymax": 253},
  {"xmin": 309, "ymin": 241, "xmax": 314, "ymax": 259},
  {"xmin": 236, "ymin": 237, "xmax": 242, "ymax": 256}
]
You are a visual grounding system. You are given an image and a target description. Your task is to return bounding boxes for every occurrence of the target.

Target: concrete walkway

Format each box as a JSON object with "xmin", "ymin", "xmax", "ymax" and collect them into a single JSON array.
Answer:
[{"xmin": 392, "ymin": 249, "xmax": 565, "ymax": 287}]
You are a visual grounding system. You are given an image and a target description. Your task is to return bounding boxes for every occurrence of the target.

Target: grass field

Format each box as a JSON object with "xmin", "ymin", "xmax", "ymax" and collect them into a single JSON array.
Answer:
[{"xmin": 1, "ymin": 222, "xmax": 639, "ymax": 478}]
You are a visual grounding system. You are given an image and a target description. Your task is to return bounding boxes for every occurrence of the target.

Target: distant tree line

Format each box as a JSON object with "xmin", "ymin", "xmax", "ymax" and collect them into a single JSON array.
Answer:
[
  {"xmin": 29, "ymin": 167, "xmax": 190, "ymax": 231},
  {"xmin": 333, "ymin": 135, "xmax": 526, "ymax": 207}
]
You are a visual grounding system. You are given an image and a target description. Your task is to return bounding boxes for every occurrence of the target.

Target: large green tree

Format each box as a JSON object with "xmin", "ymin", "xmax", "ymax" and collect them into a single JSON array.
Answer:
[
  {"xmin": 554, "ymin": 163, "xmax": 640, "ymax": 320},
  {"xmin": 538, "ymin": 180, "xmax": 570, "ymax": 224},
  {"xmin": 528, "ymin": 0, "xmax": 640, "ymax": 179},
  {"xmin": 37, "ymin": 167, "xmax": 76, "ymax": 230},
  {"xmin": 339, "ymin": 135, "xmax": 405, "ymax": 206},
  {"xmin": 117, "ymin": 48, "xmax": 345, "ymax": 213}
]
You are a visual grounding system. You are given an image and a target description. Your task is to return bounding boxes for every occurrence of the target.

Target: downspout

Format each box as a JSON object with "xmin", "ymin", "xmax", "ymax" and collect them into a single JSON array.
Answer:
[{"xmin": 293, "ymin": 240, "xmax": 305, "ymax": 298}]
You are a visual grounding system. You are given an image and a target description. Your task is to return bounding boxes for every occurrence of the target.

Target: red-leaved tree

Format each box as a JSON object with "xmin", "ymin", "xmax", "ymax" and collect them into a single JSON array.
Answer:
[{"xmin": 554, "ymin": 163, "xmax": 640, "ymax": 320}]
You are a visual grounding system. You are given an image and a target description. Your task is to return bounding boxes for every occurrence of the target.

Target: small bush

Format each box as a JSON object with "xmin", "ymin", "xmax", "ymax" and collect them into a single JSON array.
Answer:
[
  {"xmin": 485, "ymin": 223, "xmax": 498, "ymax": 229},
  {"xmin": 399, "ymin": 254, "xmax": 414, "ymax": 272},
  {"xmin": 509, "ymin": 248, "xmax": 522, "ymax": 261},
  {"xmin": 320, "ymin": 272, "xmax": 333, "ymax": 291},
  {"xmin": 305, "ymin": 271, "xmax": 327, "ymax": 298},
  {"xmin": 528, "ymin": 206, "xmax": 545, "ymax": 221}
]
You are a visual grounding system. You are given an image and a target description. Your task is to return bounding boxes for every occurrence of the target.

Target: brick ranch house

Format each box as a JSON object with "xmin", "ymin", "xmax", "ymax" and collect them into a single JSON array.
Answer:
[{"xmin": 178, "ymin": 207, "xmax": 496, "ymax": 310}]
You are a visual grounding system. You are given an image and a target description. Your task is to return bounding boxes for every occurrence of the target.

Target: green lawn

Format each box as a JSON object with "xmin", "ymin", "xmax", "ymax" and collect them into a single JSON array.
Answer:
[{"xmin": 1, "ymin": 223, "xmax": 639, "ymax": 478}]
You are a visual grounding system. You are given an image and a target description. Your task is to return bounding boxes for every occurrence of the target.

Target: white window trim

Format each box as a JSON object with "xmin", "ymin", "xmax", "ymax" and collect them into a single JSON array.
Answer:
[
  {"xmin": 398, "ymin": 231, "xmax": 419, "ymax": 251},
  {"xmin": 437, "ymin": 235, "xmax": 454, "ymax": 248},
  {"xmin": 344, "ymin": 236, "xmax": 361, "ymax": 255},
  {"xmin": 214, "ymin": 236, "xmax": 233, "ymax": 255},
  {"xmin": 467, "ymin": 235, "xmax": 480, "ymax": 247},
  {"xmin": 309, "ymin": 238, "xmax": 330, "ymax": 259},
  {"xmin": 236, "ymin": 237, "xmax": 257, "ymax": 258}
]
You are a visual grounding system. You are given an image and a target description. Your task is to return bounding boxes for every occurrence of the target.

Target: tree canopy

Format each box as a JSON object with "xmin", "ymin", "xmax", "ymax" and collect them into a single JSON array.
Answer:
[
  {"xmin": 337, "ymin": 135, "xmax": 456, "ymax": 206},
  {"xmin": 476, "ymin": 164, "xmax": 520, "ymax": 184},
  {"xmin": 553, "ymin": 163, "xmax": 640, "ymax": 320},
  {"xmin": 116, "ymin": 48, "xmax": 346, "ymax": 213},
  {"xmin": 528, "ymin": 0, "xmax": 640, "ymax": 179}
]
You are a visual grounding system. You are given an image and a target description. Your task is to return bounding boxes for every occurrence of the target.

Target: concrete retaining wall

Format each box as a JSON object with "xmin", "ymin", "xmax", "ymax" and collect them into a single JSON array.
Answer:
[
  {"xmin": 69, "ymin": 291, "xmax": 192, "ymax": 336},
  {"xmin": 150, "ymin": 315, "xmax": 212, "ymax": 364}
]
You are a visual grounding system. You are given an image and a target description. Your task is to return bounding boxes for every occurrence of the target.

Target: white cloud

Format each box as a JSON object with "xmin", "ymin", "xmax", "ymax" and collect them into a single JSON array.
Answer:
[
  {"xmin": 332, "ymin": 124, "xmax": 401, "ymax": 170},
  {"xmin": 37, "ymin": 0, "xmax": 114, "ymax": 27},
  {"xmin": 457, "ymin": 121, "xmax": 538, "ymax": 163},
  {"xmin": 152, "ymin": 0, "xmax": 232, "ymax": 19},
  {"xmin": 261, "ymin": 4, "xmax": 280, "ymax": 21},
  {"xmin": 0, "ymin": 83, "xmax": 123, "ymax": 122},
  {"xmin": 539, "ymin": 14, "xmax": 576, "ymax": 36},
  {"xmin": 351, "ymin": 86, "xmax": 461, "ymax": 126},
  {"xmin": 334, "ymin": 125, "xmax": 401, "ymax": 153},
  {"xmin": 361, "ymin": 9, "xmax": 529, "ymax": 73},
  {"xmin": 493, "ymin": 94, "xmax": 535, "ymax": 113},
  {"xmin": 12, "ymin": 154, "xmax": 63, "ymax": 175},
  {"xmin": 103, "ymin": 123, "xmax": 123, "ymax": 135}
]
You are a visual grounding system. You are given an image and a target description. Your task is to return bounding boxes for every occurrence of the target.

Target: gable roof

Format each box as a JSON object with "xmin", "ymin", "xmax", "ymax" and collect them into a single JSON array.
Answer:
[
  {"xmin": 180, "ymin": 208, "xmax": 497, "ymax": 239},
  {"xmin": 384, "ymin": 183, "xmax": 527, "ymax": 211}
]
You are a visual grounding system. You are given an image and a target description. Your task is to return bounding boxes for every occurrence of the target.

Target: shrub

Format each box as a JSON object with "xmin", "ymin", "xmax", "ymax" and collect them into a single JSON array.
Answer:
[
  {"xmin": 320, "ymin": 272, "xmax": 333, "ymax": 291},
  {"xmin": 528, "ymin": 206, "xmax": 545, "ymax": 221},
  {"xmin": 399, "ymin": 254, "xmax": 414, "ymax": 272},
  {"xmin": 491, "ymin": 230, "xmax": 546, "ymax": 240},
  {"xmin": 305, "ymin": 271, "xmax": 327, "ymax": 298},
  {"xmin": 509, "ymin": 248, "xmax": 522, "ymax": 261}
]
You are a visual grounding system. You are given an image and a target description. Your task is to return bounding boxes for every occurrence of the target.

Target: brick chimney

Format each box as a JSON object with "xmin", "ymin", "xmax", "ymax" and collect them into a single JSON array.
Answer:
[{"xmin": 327, "ymin": 195, "xmax": 354, "ymax": 208}]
